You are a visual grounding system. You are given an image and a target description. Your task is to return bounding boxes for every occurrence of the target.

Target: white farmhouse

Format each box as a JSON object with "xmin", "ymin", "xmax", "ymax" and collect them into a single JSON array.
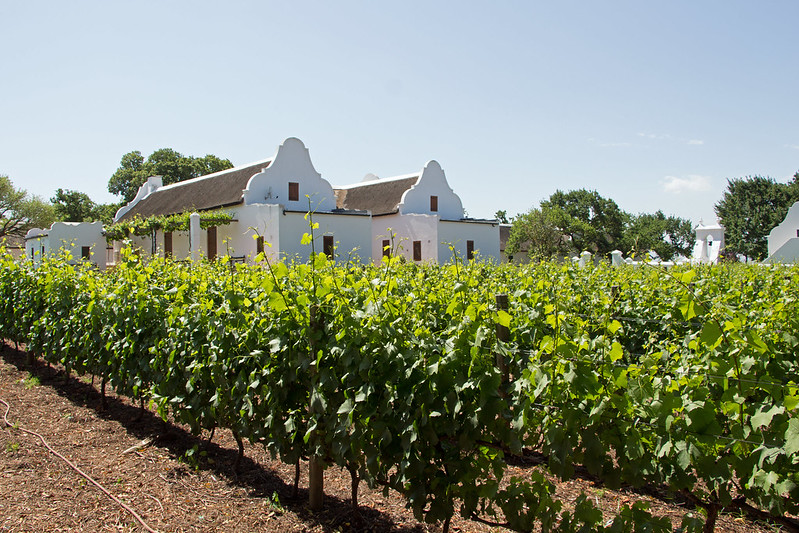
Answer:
[
  {"xmin": 24, "ymin": 221, "xmax": 107, "ymax": 269},
  {"xmin": 114, "ymin": 137, "xmax": 372, "ymax": 264},
  {"xmin": 335, "ymin": 161, "xmax": 500, "ymax": 264},
  {"xmin": 691, "ymin": 221, "xmax": 725, "ymax": 264},
  {"xmin": 764, "ymin": 201, "xmax": 799, "ymax": 264}
]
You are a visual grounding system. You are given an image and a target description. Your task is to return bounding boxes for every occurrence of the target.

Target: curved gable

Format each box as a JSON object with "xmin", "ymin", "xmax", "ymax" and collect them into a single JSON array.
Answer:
[
  {"xmin": 768, "ymin": 201, "xmax": 799, "ymax": 258},
  {"xmin": 243, "ymin": 137, "xmax": 336, "ymax": 211},
  {"xmin": 398, "ymin": 160, "xmax": 464, "ymax": 219}
]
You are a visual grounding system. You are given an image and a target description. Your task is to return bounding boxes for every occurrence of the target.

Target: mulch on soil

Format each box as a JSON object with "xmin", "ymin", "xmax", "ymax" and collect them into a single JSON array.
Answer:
[{"xmin": 0, "ymin": 341, "xmax": 784, "ymax": 532}]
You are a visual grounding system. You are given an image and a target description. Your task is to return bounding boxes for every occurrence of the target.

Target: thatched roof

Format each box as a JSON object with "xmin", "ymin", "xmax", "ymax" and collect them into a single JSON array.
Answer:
[
  {"xmin": 334, "ymin": 175, "xmax": 419, "ymax": 216},
  {"xmin": 118, "ymin": 159, "xmax": 272, "ymax": 221}
]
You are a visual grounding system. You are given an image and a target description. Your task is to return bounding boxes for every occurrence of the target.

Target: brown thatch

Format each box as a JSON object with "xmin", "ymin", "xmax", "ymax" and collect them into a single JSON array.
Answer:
[
  {"xmin": 334, "ymin": 175, "xmax": 419, "ymax": 216},
  {"xmin": 118, "ymin": 159, "xmax": 272, "ymax": 221}
]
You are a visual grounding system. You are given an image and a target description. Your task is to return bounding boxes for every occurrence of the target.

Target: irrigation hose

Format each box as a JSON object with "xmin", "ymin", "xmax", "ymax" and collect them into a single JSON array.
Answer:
[{"xmin": 1, "ymin": 398, "xmax": 159, "ymax": 533}]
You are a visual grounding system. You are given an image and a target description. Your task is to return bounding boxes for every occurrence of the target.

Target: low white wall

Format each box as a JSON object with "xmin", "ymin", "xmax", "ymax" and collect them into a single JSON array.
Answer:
[
  {"xmin": 25, "ymin": 222, "xmax": 106, "ymax": 269},
  {"xmin": 279, "ymin": 210, "xmax": 372, "ymax": 263},
  {"xmin": 371, "ymin": 213, "xmax": 439, "ymax": 264},
  {"xmin": 438, "ymin": 220, "xmax": 501, "ymax": 263}
]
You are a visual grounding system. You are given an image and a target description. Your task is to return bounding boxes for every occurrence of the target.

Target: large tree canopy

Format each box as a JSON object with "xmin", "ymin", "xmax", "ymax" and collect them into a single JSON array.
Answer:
[
  {"xmin": 540, "ymin": 189, "xmax": 625, "ymax": 257},
  {"xmin": 505, "ymin": 207, "xmax": 572, "ymax": 261},
  {"xmin": 714, "ymin": 173, "xmax": 799, "ymax": 260},
  {"xmin": 621, "ymin": 210, "xmax": 694, "ymax": 261},
  {"xmin": 108, "ymin": 149, "xmax": 233, "ymax": 202},
  {"xmin": 0, "ymin": 175, "xmax": 57, "ymax": 240},
  {"xmin": 51, "ymin": 188, "xmax": 121, "ymax": 225},
  {"xmin": 506, "ymin": 189, "xmax": 694, "ymax": 262}
]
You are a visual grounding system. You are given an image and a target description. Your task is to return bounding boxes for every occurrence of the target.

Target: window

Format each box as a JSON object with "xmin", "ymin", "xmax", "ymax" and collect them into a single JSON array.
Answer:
[
  {"xmin": 430, "ymin": 195, "xmax": 438, "ymax": 212},
  {"xmin": 164, "ymin": 232, "xmax": 173, "ymax": 258},
  {"xmin": 288, "ymin": 182, "xmax": 299, "ymax": 201},
  {"xmin": 382, "ymin": 239, "xmax": 390, "ymax": 258},
  {"xmin": 796, "ymin": 229, "xmax": 799, "ymax": 238},
  {"xmin": 207, "ymin": 226, "xmax": 217, "ymax": 261},
  {"xmin": 256, "ymin": 236, "xmax": 264, "ymax": 255},
  {"xmin": 467, "ymin": 240, "xmax": 475, "ymax": 260},
  {"xmin": 81, "ymin": 246, "xmax": 91, "ymax": 259},
  {"xmin": 413, "ymin": 240, "xmax": 422, "ymax": 261},
  {"xmin": 323, "ymin": 235, "xmax": 335, "ymax": 259}
]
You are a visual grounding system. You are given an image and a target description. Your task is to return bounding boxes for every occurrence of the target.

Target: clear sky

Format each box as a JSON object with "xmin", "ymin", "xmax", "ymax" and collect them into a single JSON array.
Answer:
[{"xmin": 2, "ymin": 1, "xmax": 797, "ymax": 225}]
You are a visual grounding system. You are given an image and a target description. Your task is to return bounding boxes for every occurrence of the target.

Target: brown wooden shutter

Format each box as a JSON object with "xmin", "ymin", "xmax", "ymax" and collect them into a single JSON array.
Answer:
[
  {"xmin": 81, "ymin": 246, "xmax": 91, "ymax": 259},
  {"xmin": 430, "ymin": 195, "xmax": 438, "ymax": 212},
  {"xmin": 164, "ymin": 232, "xmax": 173, "ymax": 258},
  {"xmin": 413, "ymin": 240, "xmax": 422, "ymax": 261},
  {"xmin": 467, "ymin": 240, "xmax": 474, "ymax": 260},
  {"xmin": 323, "ymin": 235, "xmax": 334, "ymax": 259},
  {"xmin": 382, "ymin": 239, "xmax": 390, "ymax": 257},
  {"xmin": 256, "ymin": 236, "xmax": 264, "ymax": 255},
  {"xmin": 207, "ymin": 226, "xmax": 217, "ymax": 261},
  {"xmin": 289, "ymin": 182, "xmax": 299, "ymax": 201}
]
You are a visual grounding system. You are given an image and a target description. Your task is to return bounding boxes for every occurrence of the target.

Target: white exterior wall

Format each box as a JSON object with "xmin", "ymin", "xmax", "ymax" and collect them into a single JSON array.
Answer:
[
  {"xmin": 766, "ymin": 201, "xmax": 799, "ymax": 264},
  {"xmin": 243, "ymin": 138, "xmax": 337, "ymax": 212},
  {"xmin": 219, "ymin": 204, "xmax": 283, "ymax": 263},
  {"xmin": 24, "ymin": 222, "xmax": 106, "ymax": 269},
  {"xmin": 398, "ymin": 161, "xmax": 464, "ymax": 219},
  {"xmin": 438, "ymin": 220, "xmax": 501, "ymax": 263},
  {"xmin": 370, "ymin": 213, "xmax": 439, "ymax": 264},
  {"xmin": 278, "ymin": 210, "xmax": 371, "ymax": 263}
]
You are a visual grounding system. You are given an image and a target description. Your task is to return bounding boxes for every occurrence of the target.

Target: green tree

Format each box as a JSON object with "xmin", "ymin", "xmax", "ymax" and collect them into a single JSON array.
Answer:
[
  {"xmin": 108, "ymin": 149, "xmax": 233, "ymax": 202},
  {"xmin": 714, "ymin": 174, "xmax": 799, "ymax": 260},
  {"xmin": 622, "ymin": 211, "xmax": 694, "ymax": 261},
  {"xmin": 51, "ymin": 188, "xmax": 97, "ymax": 222},
  {"xmin": 494, "ymin": 210, "xmax": 510, "ymax": 224},
  {"xmin": 506, "ymin": 207, "xmax": 572, "ymax": 261},
  {"xmin": 541, "ymin": 189, "xmax": 625, "ymax": 257},
  {"xmin": 0, "ymin": 175, "xmax": 57, "ymax": 240},
  {"xmin": 92, "ymin": 202, "xmax": 123, "ymax": 225}
]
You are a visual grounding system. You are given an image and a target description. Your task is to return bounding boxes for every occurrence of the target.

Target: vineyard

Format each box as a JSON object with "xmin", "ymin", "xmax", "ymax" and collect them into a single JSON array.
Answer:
[{"xmin": 1, "ymin": 246, "xmax": 798, "ymax": 532}]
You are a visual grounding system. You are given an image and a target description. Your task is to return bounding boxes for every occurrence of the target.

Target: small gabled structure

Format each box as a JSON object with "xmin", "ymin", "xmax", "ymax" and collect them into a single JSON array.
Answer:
[
  {"xmin": 764, "ymin": 201, "xmax": 799, "ymax": 264},
  {"xmin": 335, "ymin": 161, "xmax": 500, "ymax": 264},
  {"xmin": 114, "ymin": 137, "xmax": 372, "ymax": 264},
  {"xmin": 24, "ymin": 221, "xmax": 106, "ymax": 269},
  {"xmin": 691, "ymin": 221, "xmax": 725, "ymax": 264}
]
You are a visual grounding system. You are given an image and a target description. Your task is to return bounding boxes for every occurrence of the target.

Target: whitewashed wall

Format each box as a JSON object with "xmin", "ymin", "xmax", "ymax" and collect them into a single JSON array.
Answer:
[
  {"xmin": 438, "ymin": 220, "xmax": 501, "ymax": 263},
  {"xmin": 278, "ymin": 210, "xmax": 372, "ymax": 263},
  {"xmin": 369, "ymin": 213, "xmax": 439, "ymax": 264},
  {"xmin": 398, "ymin": 161, "xmax": 464, "ymax": 220},
  {"xmin": 24, "ymin": 222, "xmax": 106, "ymax": 269}
]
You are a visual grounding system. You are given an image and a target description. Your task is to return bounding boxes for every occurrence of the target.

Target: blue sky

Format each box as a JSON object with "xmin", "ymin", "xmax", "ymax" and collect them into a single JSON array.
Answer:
[{"xmin": 2, "ymin": 1, "xmax": 797, "ymax": 225}]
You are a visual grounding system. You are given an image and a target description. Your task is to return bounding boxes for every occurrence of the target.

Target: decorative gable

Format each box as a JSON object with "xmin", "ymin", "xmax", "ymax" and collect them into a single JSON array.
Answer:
[
  {"xmin": 243, "ymin": 137, "xmax": 336, "ymax": 211},
  {"xmin": 398, "ymin": 161, "xmax": 464, "ymax": 220}
]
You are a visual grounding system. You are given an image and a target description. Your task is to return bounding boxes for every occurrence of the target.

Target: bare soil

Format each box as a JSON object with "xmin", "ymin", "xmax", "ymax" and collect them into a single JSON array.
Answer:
[{"xmin": 0, "ymin": 342, "xmax": 787, "ymax": 532}]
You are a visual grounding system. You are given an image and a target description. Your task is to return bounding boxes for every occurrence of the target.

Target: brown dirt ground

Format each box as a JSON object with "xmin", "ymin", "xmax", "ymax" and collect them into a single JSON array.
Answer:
[{"xmin": 0, "ymin": 341, "xmax": 789, "ymax": 532}]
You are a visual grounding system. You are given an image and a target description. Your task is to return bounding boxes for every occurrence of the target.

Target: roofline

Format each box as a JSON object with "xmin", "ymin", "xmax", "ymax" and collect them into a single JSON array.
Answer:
[
  {"xmin": 440, "ymin": 218, "xmax": 500, "ymax": 225},
  {"xmin": 154, "ymin": 157, "xmax": 273, "ymax": 193},
  {"xmin": 335, "ymin": 172, "xmax": 420, "ymax": 190}
]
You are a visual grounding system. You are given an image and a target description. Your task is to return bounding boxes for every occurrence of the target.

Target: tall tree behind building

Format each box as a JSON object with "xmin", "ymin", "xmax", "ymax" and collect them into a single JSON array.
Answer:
[{"xmin": 108, "ymin": 148, "xmax": 233, "ymax": 202}]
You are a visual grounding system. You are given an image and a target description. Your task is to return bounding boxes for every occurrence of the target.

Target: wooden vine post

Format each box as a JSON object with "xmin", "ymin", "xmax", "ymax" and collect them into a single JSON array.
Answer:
[
  {"xmin": 308, "ymin": 305, "xmax": 325, "ymax": 510},
  {"xmin": 495, "ymin": 294, "xmax": 510, "ymax": 388}
]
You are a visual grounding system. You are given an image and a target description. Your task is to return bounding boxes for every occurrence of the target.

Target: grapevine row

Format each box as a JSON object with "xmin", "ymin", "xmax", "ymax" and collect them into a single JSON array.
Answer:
[{"xmin": 1, "ymin": 247, "xmax": 797, "ymax": 531}]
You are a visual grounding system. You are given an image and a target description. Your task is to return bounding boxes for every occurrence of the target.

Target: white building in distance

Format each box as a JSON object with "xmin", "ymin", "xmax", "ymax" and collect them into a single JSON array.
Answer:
[
  {"xmin": 113, "ymin": 137, "xmax": 500, "ymax": 265},
  {"xmin": 24, "ymin": 221, "xmax": 107, "ymax": 269},
  {"xmin": 691, "ymin": 221, "xmax": 725, "ymax": 264}
]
